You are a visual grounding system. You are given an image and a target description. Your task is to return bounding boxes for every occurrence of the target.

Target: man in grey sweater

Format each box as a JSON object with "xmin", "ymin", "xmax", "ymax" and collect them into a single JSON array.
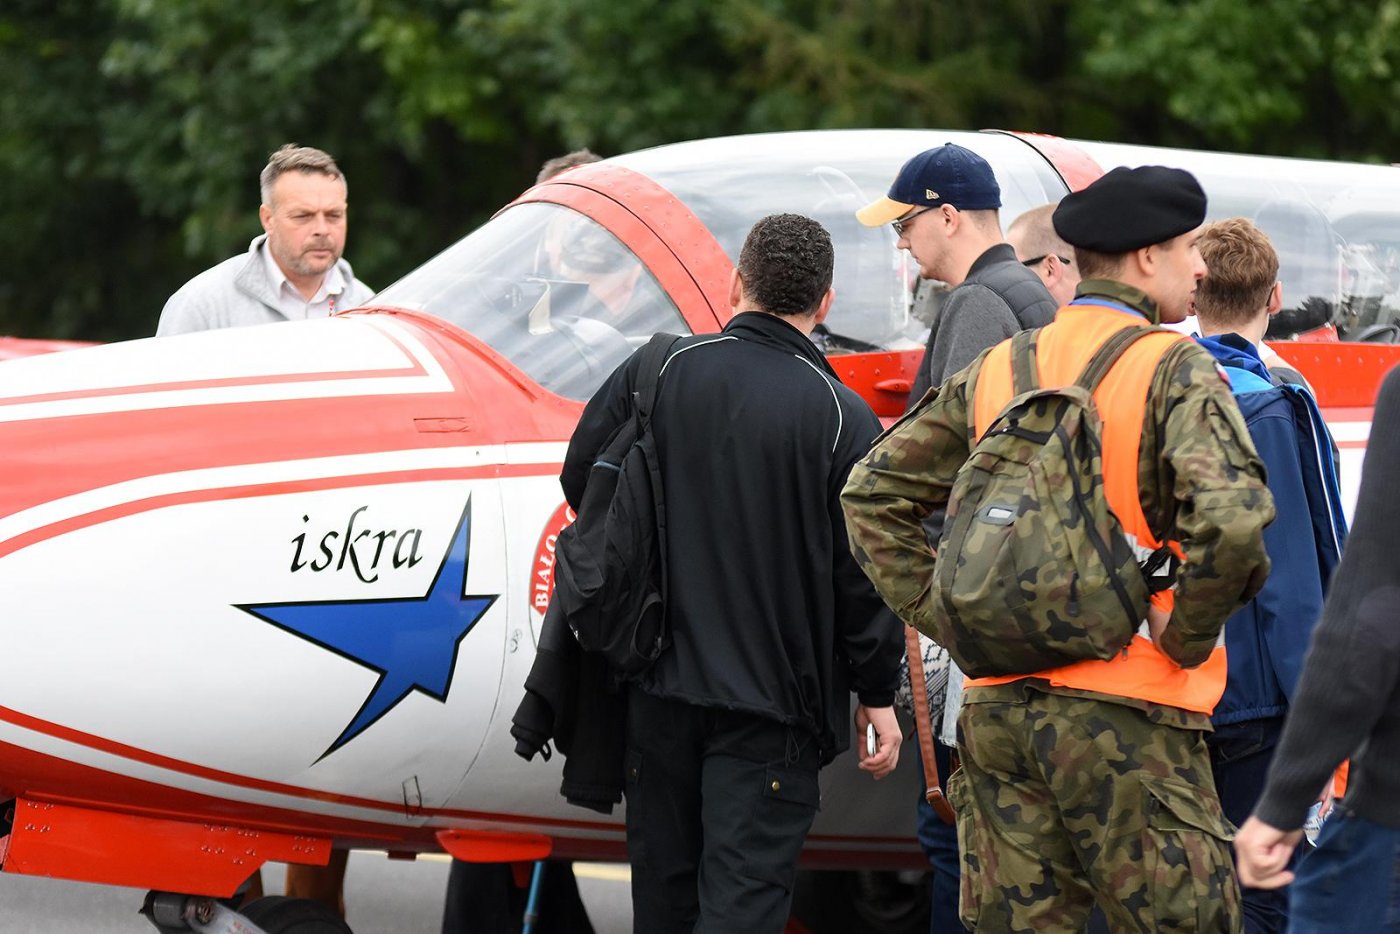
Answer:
[
  {"xmin": 157, "ymin": 144, "xmax": 374, "ymax": 335},
  {"xmin": 858, "ymin": 143, "xmax": 1057, "ymax": 400},
  {"xmin": 154, "ymin": 143, "xmax": 374, "ymax": 917},
  {"xmin": 1235, "ymin": 366, "xmax": 1400, "ymax": 933}
]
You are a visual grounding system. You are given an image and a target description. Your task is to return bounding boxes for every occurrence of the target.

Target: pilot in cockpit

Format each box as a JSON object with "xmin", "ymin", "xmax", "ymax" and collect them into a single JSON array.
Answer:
[{"xmin": 535, "ymin": 212, "xmax": 675, "ymax": 340}]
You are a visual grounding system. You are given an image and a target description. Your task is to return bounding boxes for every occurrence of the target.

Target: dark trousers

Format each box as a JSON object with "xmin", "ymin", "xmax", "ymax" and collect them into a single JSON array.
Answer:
[
  {"xmin": 913, "ymin": 741, "xmax": 962, "ymax": 933},
  {"xmin": 624, "ymin": 688, "xmax": 821, "ymax": 934},
  {"xmin": 1291, "ymin": 808, "xmax": 1400, "ymax": 933},
  {"xmin": 1209, "ymin": 717, "xmax": 1293, "ymax": 934}
]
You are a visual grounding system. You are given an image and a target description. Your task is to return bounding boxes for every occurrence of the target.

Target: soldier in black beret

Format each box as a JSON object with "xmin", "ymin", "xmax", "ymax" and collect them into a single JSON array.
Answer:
[
  {"xmin": 1052, "ymin": 165, "xmax": 1209, "ymax": 325},
  {"xmin": 843, "ymin": 159, "xmax": 1269, "ymax": 932}
]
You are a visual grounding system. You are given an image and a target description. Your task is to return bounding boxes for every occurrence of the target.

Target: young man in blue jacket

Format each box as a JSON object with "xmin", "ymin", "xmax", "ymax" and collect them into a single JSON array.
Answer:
[{"xmin": 1194, "ymin": 217, "xmax": 1348, "ymax": 934}]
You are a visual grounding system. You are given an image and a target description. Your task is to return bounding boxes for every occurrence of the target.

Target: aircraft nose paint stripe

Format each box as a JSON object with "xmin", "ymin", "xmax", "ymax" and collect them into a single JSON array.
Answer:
[
  {"xmin": 0, "ymin": 444, "xmax": 568, "ymax": 561},
  {"xmin": 0, "ymin": 316, "xmax": 450, "ymax": 422}
]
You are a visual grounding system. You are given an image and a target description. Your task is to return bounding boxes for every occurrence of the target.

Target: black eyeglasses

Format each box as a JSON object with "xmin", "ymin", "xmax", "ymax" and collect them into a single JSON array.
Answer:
[
  {"xmin": 892, "ymin": 206, "xmax": 933, "ymax": 237},
  {"xmin": 1021, "ymin": 254, "xmax": 1072, "ymax": 267}
]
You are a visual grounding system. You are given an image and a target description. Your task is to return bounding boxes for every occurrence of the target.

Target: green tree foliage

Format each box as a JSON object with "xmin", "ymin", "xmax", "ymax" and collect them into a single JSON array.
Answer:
[
  {"xmin": 1071, "ymin": 0, "xmax": 1400, "ymax": 159},
  {"xmin": 0, "ymin": 0, "xmax": 1395, "ymax": 340},
  {"xmin": 96, "ymin": 0, "xmax": 523, "ymax": 327},
  {"xmin": 0, "ymin": 1, "xmax": 178, "ymax": 340}
]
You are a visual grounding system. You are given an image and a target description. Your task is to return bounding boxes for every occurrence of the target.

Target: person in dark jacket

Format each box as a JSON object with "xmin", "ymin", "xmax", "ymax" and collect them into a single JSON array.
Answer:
[
  {"xmin": 1195, "ymin": 218, "xmax": 1347, "ymax": 933},
  {"xmin": 1234, "ymin": 365, "xmax": 1400, "ymax": 934},
  {"xmin": 563, "ymin": 213, "xmax": 903, "ymax": 934},
  {"xmin": 857, "ymin": 143, "xmax": 1058, "ymax": 934}
]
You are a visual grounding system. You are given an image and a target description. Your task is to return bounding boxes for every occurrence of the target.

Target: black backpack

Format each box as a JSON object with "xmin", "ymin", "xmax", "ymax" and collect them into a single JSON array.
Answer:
[{"xmin": 553, "ymin": 333, "xmax": 681, "ymax": 676}]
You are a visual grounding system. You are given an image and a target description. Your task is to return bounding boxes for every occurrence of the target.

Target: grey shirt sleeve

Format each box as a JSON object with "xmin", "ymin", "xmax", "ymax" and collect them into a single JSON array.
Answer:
[
  {"xmin": 925, "ymin": 284, "xmax": 1020, "ymax": 387},
  {"xmin": 155, "ymin": 289, "xmax": 215, "ymax": 336}
]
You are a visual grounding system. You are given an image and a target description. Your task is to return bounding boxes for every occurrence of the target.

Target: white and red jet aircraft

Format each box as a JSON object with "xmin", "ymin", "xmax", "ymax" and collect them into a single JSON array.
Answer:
[{"xmin": 0, "ymin": 129, "xmax": 1395, "ymax": 933}]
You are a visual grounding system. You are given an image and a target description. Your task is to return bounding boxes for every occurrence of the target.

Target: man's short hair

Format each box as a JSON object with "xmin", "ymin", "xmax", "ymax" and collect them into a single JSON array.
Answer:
[
  {"xmin": 537, "ymin": 148, "xmax": 602, "ymax": 184},
  {"xmin": 737, "ymin": 214, "xmax": 834, "ymax": 317},
  {"xmin": 1072, "ymin": 247, "xmax": 1125, "ymax": 280},
  {"xmin": 960, "ymin": 208, "xmax": 1003, "ymax": 237},
  {"xmin": 1196, "ymin": 218, "xmax": 1280, "ymax": 328},
  {"xmin": 1008, "ymin": 204, "xmax": 1072, "ymax": 260},
  {"xmin": 260, "ymin": 144, "xmax": 345, "ymax": 206}
]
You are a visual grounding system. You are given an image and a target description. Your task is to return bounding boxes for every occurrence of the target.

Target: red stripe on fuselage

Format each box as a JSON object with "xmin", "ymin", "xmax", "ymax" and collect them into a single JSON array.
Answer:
[
  {"xmin": 0, "ymin": 462, "xmax": 562, "ymax": 561},
  {"xmin": 0, "ymin": 318, "xmax": 430, "ymax": 408},
  {"xmin": 0, "ymin": 315, "xmax": 580, "ymax": 523}
]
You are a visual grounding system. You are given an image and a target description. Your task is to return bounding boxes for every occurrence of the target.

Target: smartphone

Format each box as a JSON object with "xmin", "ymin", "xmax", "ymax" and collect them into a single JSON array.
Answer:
[{"xmin": 866, "ymin": 722, "xmax": 877, "ymax": 757}]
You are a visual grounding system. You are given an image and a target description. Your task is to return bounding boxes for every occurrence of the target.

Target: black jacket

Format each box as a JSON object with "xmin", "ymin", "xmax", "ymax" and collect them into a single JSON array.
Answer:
[
  {"xmin": 562, "ymin": 312, "xmax": 902, "ymax": 764},
  {"xmin": 1256, "ymin": 367, "xmax": 1400, "ymax": 831},
  {"xmin": 511, "ymin": 599, "xmax": 626, "ymax": 813}
]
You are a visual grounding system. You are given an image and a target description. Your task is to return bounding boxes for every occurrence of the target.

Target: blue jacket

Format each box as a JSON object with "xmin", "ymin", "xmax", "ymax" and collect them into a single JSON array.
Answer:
[{"xmin": 1197, "ymin": 334, "xmax": 1347, "ymax": 726}]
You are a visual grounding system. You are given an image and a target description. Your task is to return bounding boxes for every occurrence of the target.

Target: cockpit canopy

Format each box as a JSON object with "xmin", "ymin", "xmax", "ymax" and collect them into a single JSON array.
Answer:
[
  {"xmin": 373, "ymin": 130, "xmax": 1067, "ymax": 400},
  {"xmin": 612, "ymin": 130, "xmax": 1068, "ymax": 354},
  {"xmin": 374, "ymin": 130, "xmax": 1400, "ymax": 401},
  {"xmin": 1075, "ymin": 140, "xmax": 1400, "ymax": 342},
  {"xmin": 374, "ymin": 204, "xmax": 686, "ymax": 400}
]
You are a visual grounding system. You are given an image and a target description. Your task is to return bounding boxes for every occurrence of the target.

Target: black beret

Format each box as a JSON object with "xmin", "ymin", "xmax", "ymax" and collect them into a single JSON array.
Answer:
[{"xmin": 1053, "ymin": 166, "xmax": 1207, "ymax": 252}]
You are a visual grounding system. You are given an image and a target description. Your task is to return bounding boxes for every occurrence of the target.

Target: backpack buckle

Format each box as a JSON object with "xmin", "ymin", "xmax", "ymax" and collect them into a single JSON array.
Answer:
[{"xmin": 1140, "ymin": 546, "xmax": 1177, "ymax": 594}]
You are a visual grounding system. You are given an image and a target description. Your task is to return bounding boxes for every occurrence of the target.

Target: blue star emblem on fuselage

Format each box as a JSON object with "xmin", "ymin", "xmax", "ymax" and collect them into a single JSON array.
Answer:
[{"xmin": 239, "ymin": 499, "xmax": 496, "ymax": 760}]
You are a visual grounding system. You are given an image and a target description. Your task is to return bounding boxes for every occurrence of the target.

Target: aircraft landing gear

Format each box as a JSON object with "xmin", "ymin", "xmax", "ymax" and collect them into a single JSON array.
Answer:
[
  {"xmin": 242, "ymin": 896, "xmax": 354, "ymax": 933},
  {"xmin": 142, "ymin": 892, "xmax": 353, "ymax": 934}
]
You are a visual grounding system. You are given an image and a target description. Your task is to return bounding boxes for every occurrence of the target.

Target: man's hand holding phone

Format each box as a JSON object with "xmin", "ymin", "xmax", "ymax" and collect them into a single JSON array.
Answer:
[{"xmin": 855, "ymin": 704, "xmax": 900, "ymax": 779}]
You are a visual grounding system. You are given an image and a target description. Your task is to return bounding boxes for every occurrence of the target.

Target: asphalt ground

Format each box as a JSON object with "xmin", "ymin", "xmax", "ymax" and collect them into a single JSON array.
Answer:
[{"xmin": 0, "ymin": 852, "xmax": 632, "ymax": 934}]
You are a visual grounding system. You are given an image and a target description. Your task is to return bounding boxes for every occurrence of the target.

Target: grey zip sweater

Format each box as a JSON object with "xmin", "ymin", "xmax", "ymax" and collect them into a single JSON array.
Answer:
[
  {"xmin": 1255, "ymin": 365, "xmax": 1400, "ymax": 831},
  {"xmin": 908, "ymin": 242, "xmax": 1057, "ymax": 400},
  {"xmin": 156, "ymin": 235, "xmax": 374, "ymax": 335}
]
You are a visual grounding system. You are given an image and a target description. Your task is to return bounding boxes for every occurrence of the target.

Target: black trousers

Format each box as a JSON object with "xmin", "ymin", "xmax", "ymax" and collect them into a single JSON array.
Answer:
[
  {"xmin": 1209, "ymin": 717, "xmax": 1295, "ymax": 934},
  {"xmin": 624, "ymin": 688, "xmax": 822, "ymax": 934}
]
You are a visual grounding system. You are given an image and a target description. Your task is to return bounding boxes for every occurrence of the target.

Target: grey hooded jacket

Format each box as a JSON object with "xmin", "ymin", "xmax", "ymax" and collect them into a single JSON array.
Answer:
[{"xmin": 156, "ymin": 235, "xmax": 374, "ymax": 335}]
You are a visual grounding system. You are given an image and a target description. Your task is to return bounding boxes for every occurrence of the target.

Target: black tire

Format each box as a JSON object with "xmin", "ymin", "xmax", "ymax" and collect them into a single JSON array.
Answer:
[
  {"xmin": 789, "ymin": 870, "xmax": 930, "ymax": 934},
  {"xmin": 240, "ymin": 896, "xmax": 355, "ymax": 934}
]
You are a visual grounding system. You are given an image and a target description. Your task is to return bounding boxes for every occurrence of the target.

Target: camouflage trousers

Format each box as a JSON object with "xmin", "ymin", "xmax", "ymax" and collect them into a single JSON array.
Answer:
[{"xmin": 950, "ymin": 682, "xmax": 1242, "ymax": 932}]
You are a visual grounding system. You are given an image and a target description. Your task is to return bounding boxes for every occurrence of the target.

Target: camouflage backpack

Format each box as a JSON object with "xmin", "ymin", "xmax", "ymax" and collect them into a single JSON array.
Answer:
[{"xmin": 930, "ymin": 326, "xmax": 1173, "ymax": 678}]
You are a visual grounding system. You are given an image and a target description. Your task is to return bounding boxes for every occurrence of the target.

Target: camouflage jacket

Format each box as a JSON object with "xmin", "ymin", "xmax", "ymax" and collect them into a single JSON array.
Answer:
[{"xmin": 842, "ymin": 293, "xmax": 1274, "ymax": 718}]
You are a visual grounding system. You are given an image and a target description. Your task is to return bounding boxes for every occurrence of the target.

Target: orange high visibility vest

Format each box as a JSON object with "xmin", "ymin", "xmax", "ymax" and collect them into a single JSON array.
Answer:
[{"xmin": 964, "ymin": 305, "xmax": 1228, "ymax": 715}]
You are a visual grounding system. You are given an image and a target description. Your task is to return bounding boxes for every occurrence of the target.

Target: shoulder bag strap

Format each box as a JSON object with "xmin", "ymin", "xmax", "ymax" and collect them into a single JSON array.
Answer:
[
  {"xmin": 905, "ymin": 624, "xmax": 956, "ymax": 825},
  {"xmin": 633, "ymin": 332, "xmax": 682, "ymax": 426}
]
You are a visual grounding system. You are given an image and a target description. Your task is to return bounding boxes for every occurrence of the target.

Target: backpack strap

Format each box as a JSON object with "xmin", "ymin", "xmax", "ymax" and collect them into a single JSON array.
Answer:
[
  {"xmin": 1075, "ymin": 325, "xmax": 1166, "ymax": 393},
  {"xmin": 633, "ymin": 332, "xmax": 682, "ymax": 426},
  {"xmin": 1074, "ymin": 324, "xmax": 1182, "ymax": 589},
  {"xmin": 1009, "ymin": 329, "xmax": 1039, "ymax": 395}
]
